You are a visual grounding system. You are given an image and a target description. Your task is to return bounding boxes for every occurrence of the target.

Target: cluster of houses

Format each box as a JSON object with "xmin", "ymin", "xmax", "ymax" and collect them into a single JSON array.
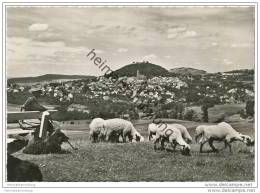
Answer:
[
  {"xmin": 7, "ymin": 69, "xmax": 254, "ymax": 116},
  {"xmin": 41, "ymin": 85, "xmax": 74, "ymax": 102},
  {"xmin": 88, "ymin": 74, "xmax": 188, "ymax": 105},
  {"xmin": 7, "ymin": 84, "xmax": 25, "ymax": 93},
  {"xmin": 8, "ymin": 81, "xmax": 76, "ymax": 103}
]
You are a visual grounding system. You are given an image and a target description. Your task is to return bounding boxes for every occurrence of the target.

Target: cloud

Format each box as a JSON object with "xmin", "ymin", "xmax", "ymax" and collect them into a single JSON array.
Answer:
[
  {"xmin": 6, "ymin": 7, "xmax": 254, "ymax": 76},
  {"xmin": 165, "ymin": 55, "xmax": 171, "ymax": 58},
  {"xmin": 7, "ymin": 36, "xmax": 110, "ymax": 77},
  {"xmin": 211, "ymin": 42, "xmax": 218, "ymax": 46},
  {"xmin": 143, "ymin": 54, "xmax": 157, "ymax": 61},
  {"xmin": 28, "ymin": 23, "xmax": 49, "ymax": 31},
  {"xmin": 167, "ymin": 27, "xmax": 186, "ymax": 39},
  {"xmin": 231, "ymin": 43, "xmax": 251, "ymax": 48},
  {"xmin": 117, "ymin": 48, "xmax": 128, "ymax": 53},
  {"xmin": 167, "ymin": 26, "xmax": 197, "ymax": 39},
  {"xmin": 36, "ymin": 31, "xmax": 60, "ymax": 39},
  {"xmin": 7, "ymin": 37, "xmax": 90, "ymax": 67},
  {"xmin": 183, "ymin": 30, "xmax": 197, "ymax": 37},
  {"xmin": 114, "ymin": 26, "xmax": 136, "ymax": 34},
  {"xmin": 92, "ymin": 49, "xmax": 104, "ymax": 54},
  {"xmin": 223, "ymin": 58, "xmax": 233, "ymax": 65}
]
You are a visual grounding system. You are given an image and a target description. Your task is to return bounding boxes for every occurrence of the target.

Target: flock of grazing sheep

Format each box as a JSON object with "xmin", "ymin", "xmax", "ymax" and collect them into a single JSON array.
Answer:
[
  {"xmin": 89, "ymin": 118, "xmax": 255, "ymax": 156},
  {"xmin": 7, "ymin": 117, "xmax": 254, "ymax": 182}
]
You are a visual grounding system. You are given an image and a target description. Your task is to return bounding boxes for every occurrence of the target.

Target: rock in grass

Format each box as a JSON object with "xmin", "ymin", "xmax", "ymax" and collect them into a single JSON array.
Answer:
[{"xmin": 7, "ymin": 154, "xmax": 42, "ymax": 182}]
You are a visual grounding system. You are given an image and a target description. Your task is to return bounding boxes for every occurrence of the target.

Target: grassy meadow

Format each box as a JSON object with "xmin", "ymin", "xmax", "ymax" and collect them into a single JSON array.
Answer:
[
  {"xmin": 12, "ymin": 119, "xmax": 255, "ymax": 182},
  {"xmin": 187, "ymin": 103, "xmax": 246, "ymax": 122}
]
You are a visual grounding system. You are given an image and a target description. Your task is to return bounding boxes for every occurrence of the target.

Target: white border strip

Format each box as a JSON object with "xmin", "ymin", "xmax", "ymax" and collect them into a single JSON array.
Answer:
[{"xmin": 1, "ymin": 1, "xmax": 258, "ymax": 190}]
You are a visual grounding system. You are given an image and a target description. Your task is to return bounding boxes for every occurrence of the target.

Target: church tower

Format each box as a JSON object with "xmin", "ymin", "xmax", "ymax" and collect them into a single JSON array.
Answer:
[{"xmin": 137, "ymin": 70, "xmax": 140, "ymax": 78}]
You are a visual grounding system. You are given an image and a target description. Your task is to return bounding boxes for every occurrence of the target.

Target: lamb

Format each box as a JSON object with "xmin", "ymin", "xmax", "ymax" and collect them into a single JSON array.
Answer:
[
  {"xmin": 102, "ymin": 118, "xmax": 144, "ymax": 143},
  {"xmin": 89, "ymin": 118, "xmax": 105, "ymax": 143},
  {"xmin": 148, "ymin": 123, "xmax": 192, "ymax": 143},
  {"xmin": 195, "ymin": 122, "xmax": 254, "ymax": 153},
  {"xmin": 153, "ymin": 124, "xmax": 191, "ymax": 156}
]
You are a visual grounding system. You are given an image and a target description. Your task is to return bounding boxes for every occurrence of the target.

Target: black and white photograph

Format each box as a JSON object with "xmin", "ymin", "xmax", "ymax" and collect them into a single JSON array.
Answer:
[{"xmin": 1, "ymin": 0, "xmax": 259, "ymax": 191}]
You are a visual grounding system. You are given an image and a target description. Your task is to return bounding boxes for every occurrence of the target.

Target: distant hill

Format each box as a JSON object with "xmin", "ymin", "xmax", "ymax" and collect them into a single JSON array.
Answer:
[
  {"xmin": 8, "ymin": 74, "xmax": 95, "ymax": 84},
  {"xmin": 112, "ymin": 62, "xmax": 170, "ymax": 77},
  {"xmin": 224, "ymin": 69, "xmax": 254, "ymax": 74},
  {"xmin": 169, "ymin": 67, "xmax": 207, "ymax": 75}
]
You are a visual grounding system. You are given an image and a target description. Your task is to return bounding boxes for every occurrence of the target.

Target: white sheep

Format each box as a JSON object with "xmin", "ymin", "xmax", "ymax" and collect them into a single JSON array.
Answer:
[
  {"xmin": 148, "ymin": 123, "xmax": 158, "ymax": 141},
  {"xmin": 170, "ymin": 124, "xmax": 192, "ymax": 143},
  {"xmin": 195, "ymin": 122, "xmax": 254, "ymax": 153},
  {"xmin": 148, "ymin": 123, "xmax": 192, "ymax": 143},
  {"xmin": 89, "ymin": 118, "xmax": 105, "ymax": 143},
  {"xmin": 153, "ymin": 124, "xmax": 191, "ymax": 156},
  {"xmin": 102, "ymin": 118, "xmax": 144, "ymax": 143}
]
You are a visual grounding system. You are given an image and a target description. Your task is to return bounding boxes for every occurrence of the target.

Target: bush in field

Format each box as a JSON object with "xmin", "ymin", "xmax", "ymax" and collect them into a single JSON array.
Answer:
[
  {"xmin": 162, "ymin": 110, "xmax": 169, "ymax": 118},
  {"xmin": 214, "ymin": 114, "xmax": 226, "ymax": 123},
  {"xmin": 176, "ymin": 103, "xmax": 184, "ymax": 119},
  {"xmin": 7, "ymin": 92, "xmax": 30, "ymax": 105},
  {"xmin": 246, "ymin": 100, "xmax": 254, "ymax": 117},
  {"xmin": 168, "ymin": 110, "xmax": 178, "ymax": 119},
  {"xmin": 129, "ymin": 111, "xmax": 139, "ymax": 120},
  {"xmin": 184, "ymin": 109, "xmax": 198, "ymax": 121},
  {"xmin": 201, "ymin": 105, "xmax": 210, "ymax": 123},
  {"xmin": 200, "ymin": 97, "xmax": 216, "ymax": 122},
  {"xmin": 161, "ymin": 102, "xmax": 185, "ymax": 119},
  {"xmin": 239, "ymin": 109, "xmax": 247, "ymax": 119}
]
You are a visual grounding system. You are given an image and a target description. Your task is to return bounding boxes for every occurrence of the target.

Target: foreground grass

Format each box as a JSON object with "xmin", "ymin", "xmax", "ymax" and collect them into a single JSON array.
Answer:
[
  {"xmin": 14, "ymin": 137, "xmax": 254, "ymax": 182},
  {"xmin": 12, "ymin": 119, "xmax": 254, "ymax": 182}
]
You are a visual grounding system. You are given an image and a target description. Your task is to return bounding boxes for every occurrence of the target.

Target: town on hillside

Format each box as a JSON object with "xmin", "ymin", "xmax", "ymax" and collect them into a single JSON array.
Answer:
[{"xmin": 7, "ymin": 63, "xmax": 254, "ymax": 123}]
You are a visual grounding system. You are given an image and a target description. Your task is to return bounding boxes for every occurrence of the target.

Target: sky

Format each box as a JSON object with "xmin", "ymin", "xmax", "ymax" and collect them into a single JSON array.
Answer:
[{"xmin": 6, "ymin": 6, "xmax": 255, "ymax": 77}]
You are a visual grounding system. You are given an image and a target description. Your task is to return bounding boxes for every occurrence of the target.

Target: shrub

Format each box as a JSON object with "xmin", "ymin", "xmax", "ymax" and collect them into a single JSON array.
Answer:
[
  {"xmin": 214, "ymin": 114, "xmax": 226, "ymax": 123},
  {"xmin": 246, "ymin": 100, "xmax": 254, "ymax": 117},
  {"xmin": 201, "ymin": 97, "xmax": 216, "ymax": 122},
  {"xmin": 168, "ymin": 110, "xmax": 178, "ymax": 119},
  {"xmin": 7, "ymin": 92, "xmax": 30, "ymax": 105},
  {"xmin": 239, "ymin": 109, "xmax": 247, "ymax": 119},
  {"xmin": 184, "ymin": 109, "xmax": 198, "ymax": 121}
]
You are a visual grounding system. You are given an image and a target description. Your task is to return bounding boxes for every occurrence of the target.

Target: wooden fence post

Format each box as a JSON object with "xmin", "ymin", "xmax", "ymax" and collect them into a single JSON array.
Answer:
[{"xmin": 39, "ymin": 111, "xmax": 50, "ymax": 138}]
